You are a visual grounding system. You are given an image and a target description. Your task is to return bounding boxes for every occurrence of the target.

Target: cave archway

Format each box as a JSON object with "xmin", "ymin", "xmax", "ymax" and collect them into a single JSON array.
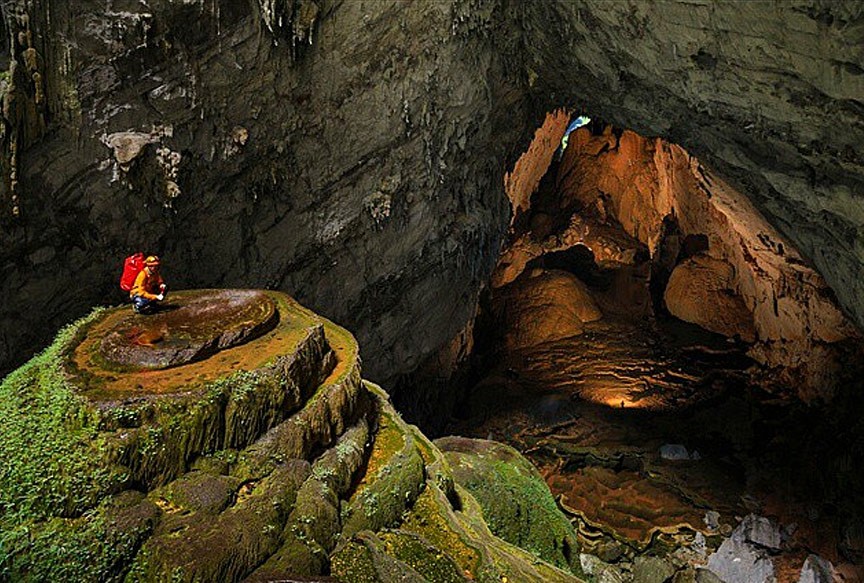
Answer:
[{"xmin": 435, "ymin": 110, "xmax": 864, "ymax": 580}]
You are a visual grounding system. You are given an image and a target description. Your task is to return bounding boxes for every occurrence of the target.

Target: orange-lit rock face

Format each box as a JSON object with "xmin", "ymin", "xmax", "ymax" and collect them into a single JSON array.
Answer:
[
  {"xmin": 502, "ymin": 269, "xmax": 601, "ymax": 352},
  {"xmin": 499, "ymin": 118, "xmax": 860, "ymax": 401},
  {"xmin": 504, "ymin": 110, "xmax": 570, "ymax": 225},
  {"xmin": 664, "ymin": 256, "xmax": 756, "ymax": 342},
  {"xmin": 545, "ymin": 465, "xmax": 712, "ymax": 546}
]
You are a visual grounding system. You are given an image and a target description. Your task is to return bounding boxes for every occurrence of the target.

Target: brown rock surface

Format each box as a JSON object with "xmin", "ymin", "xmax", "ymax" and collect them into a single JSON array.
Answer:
[
  {"xmin": 99, "ymin": 290, "xmax": 277, "ymax": 370},
  {"xmin": 664, "ymin": 256, "xmax": 756, "ymax": 342},
  {"xmin": 503, "ymin": 269, "xmax": 602, "ymax": 351},
  {"xmin": 546, "ymin": 127, "xmax": 860, "ymax": 399}
]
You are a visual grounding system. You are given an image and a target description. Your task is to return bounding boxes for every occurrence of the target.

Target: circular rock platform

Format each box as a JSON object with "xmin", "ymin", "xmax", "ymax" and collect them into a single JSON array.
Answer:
[{"xmin": 99, "ymin": 290, "xmax": 277, "ymax": 370}]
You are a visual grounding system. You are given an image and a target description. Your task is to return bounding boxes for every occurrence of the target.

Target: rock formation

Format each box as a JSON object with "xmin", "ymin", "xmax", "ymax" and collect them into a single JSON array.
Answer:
[
  {"xmin": 0, "ymin": 291, "xmax": 583, "ymax": 581},
  {"xmin": 1, "ymin": 1, "xmax": 862, "ymax": 396},
  {"xmin": 497, "ymin": 123, "xmax": 862, "ymax": 400}
]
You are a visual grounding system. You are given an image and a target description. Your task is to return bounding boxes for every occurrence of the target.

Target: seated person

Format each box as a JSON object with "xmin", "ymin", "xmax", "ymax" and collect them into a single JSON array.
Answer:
[{"xmin": 131, "ymin": 255, "xmax": 167, "ymax": 314}]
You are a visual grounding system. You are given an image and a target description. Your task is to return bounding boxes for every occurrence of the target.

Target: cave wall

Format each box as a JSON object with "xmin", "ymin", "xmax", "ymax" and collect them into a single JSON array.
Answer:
[
  {"xmin": 554, "ymin": 127, "xmax": 858, "ymax": 398},
  {"xmin": 1, "ymin": 0, "xmax": 863, "ymax": 392},
  {"xmin": 525, "ymin": 0, "xmax": 864, "ymax": 333},
  {"xmin": 0, "ymin": 0, "xmax": 527, "ymax": 381}
]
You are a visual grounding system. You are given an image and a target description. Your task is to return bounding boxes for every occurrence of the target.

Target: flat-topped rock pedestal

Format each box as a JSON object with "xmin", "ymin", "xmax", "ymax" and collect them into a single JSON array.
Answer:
[
  {"xmin": 99, "ymin": 290, "xmax": 277, "ymax": 370},
  {"xmin": 0, "ymin": 289, "xmax": 584, "ymax": 583}
]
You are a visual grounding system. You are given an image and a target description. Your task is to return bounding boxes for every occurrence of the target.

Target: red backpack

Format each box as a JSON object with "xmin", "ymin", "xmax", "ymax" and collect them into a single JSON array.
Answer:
[{"xmin": 120, "ymin": 252, "xmax": 145, "ymax": 292}]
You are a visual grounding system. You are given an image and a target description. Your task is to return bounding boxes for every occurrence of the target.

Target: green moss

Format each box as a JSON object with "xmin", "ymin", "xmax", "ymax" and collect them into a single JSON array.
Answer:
[
  {"xmin": 128, "ymin": 460, "xmax": 310, "ymax": 583},
  {"xmin": 437, "ymin": 438, "xmax": 581, "ymax": 574},
  {"xmin": 0, "ymin": 309, "xmax": 123, "ymax": 525},
  {"xmin": 378, "ymin": 530, "xmax": 467, "ymax": 583},
  {"xmin": 331, "ymin": 538, "xmax": 384, "ymax": 583},
  {"xmin": 1, "ymin": 491, "xmax": 158, "ymax": 582},
  {"xmin": 330, "ymin": 532, "xmax": 427, "ymax": 583},
  {"xmin": 399, "ymin": 487, "xmax": 483, "ymax": 578},
  {"xmin": 340, "ymin": 411, "xmax": 425, "ymax": 540}
]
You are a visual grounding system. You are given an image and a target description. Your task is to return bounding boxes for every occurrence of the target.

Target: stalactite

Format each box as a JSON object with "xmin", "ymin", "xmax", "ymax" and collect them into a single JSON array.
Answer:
[
  {"xmin": 0, "ymin": 2, "xmax": 48, "ymax": 221},
  {"xmin": 257, "ymin": 0, "xmax": 319, "ymax": 64}
]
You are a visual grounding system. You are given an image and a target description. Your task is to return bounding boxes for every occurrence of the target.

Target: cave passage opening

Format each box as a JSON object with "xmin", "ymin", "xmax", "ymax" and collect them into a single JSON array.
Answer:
[{"xmin": 434, "ymin": 110, "xmax": 864, "ymax": 580}]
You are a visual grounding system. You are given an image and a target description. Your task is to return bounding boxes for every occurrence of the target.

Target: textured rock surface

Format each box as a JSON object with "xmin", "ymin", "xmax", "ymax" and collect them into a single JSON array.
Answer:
[
  {"xmin": 99, "ymin": 289, "xmax": 277, "ymax": 369},
  {"xmin": 436, "ymin": 436, "xmax": 582, "ymax": 574},
  {"xmin": 501, "ymin": 269, "xmax": 602, "ymax": 351},
  {"xmin": 0, "ymin": 0, "xmax": 523, "ymax": 382},
  {"xmin": 705, "ymin": 517, "xmax": 777, "ymax": 583},
  {"xmin": 664, "ymin": 255, "xmax": 757, "ymax": 342},
  {"xmin": 0, "ymin": 291, "xmax": 583, "ymax": 581},
  {"xmin": 498, "ymin": 123, "xmax": 861, "ymax": 399},
  {"xmin": 528, "ymin": 1, "xmax": 864, "ymax": 333},
  {"xmin": 1, "ymin": 0, "xmax": 863, "ymax": 392}
]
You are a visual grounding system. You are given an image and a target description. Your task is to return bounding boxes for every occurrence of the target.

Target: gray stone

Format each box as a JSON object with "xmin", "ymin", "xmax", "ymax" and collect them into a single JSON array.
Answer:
[
  {"xmin": 695, "ymin": 568, "xmax": 724, "ymax": 583},
  {"xmin": 580, "ymin": 553, "xmax": 608, "ymax": 576},
  {"xmin": 27, "ymin": 246, "xmax": 55, "ymax": 265},
  {"xmin": 633, "ymin": 555, "xmax": 676, "ymax": 583},
  {"xmin": 798, "ymin": 554, "xmax": 835, "ymax": 583},
  {"xmin": 596, "ymin": 539, "xmax": 626, "ymax": 563},
  {"xmin": 581, "ymin": 553, "xmax": 626, "ymax": 582},
  {"xmin": 692, "ymin": 532, "xmax": 708, "ymax": 557},
  {"xmin": 737, "ymin": 514, "xmax": 783, "ymax": 551},
  {"xmin": 706, "ymin": 535, "xmax": 775, "ymax": 583},
  {"xmin": 704, "ymin": 511, "xmax": 721, "ymax": 531},
  {"xmin": 660, "ymin": 444, "xmax": 691, "ymax": 461}
]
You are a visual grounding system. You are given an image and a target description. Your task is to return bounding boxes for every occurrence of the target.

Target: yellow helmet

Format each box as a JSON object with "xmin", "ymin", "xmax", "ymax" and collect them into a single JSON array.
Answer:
[{"xmin": 145, "ymin": 255, "xmax": 160, "ymax": 266}]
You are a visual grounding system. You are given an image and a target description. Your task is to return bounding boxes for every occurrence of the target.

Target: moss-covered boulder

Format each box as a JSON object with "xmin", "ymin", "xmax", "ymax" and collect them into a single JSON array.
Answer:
[
  {"xmin": 0, "ymin": 290, "xmax": 582, "ymax": 582},
  {"xmin": 435, "ymin": 436, "xmax": 582, "ymax": 574}
]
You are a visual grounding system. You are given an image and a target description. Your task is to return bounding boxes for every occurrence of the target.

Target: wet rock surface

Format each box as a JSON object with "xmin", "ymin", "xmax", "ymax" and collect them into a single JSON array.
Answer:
[
  {"xmin": 0, "ymin": 290, "xmax": 584, "ymax": 582},
  {"xmin": 99, "ymin": 290, "xmax": 277, "ymax": 370}
]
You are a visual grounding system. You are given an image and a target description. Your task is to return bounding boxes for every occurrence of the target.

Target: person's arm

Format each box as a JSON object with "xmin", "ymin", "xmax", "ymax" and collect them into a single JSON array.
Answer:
[{"xmin": 131, "ymin": 270, "xmax": 159, "ymax": 300}]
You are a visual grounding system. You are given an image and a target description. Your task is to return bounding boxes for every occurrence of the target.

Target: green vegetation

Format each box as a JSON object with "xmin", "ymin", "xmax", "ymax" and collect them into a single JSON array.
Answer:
[
  {"xmin": 0, "ymin": 309, "xmax": 143, "ymax": 580},
  {"xmin": 437, "ymin": 437, "xmax": 582, "ymax": 574},
  {"xmin": 0, "ymin": 295, "xmax": 583, "ymax": 582}
]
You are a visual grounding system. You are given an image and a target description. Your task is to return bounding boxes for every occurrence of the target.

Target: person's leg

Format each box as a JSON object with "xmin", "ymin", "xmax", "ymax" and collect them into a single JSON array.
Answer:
[{"xmin": 132, "ymin": 295, "xmax": 154, "ymax": 314}]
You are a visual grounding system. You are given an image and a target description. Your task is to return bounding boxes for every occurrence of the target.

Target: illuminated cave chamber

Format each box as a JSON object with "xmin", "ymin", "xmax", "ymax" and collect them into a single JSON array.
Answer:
[
  {"xmin": 434, "ymin": 112, "xmax": 864, "ymax": 575},
  {"xmin": 491, "ymin": 111, "xmax": 861, "ymax": 407}
]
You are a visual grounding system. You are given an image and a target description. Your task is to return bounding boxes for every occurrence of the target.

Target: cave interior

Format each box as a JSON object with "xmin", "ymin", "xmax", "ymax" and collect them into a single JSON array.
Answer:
[
  {"xmin": 413, "ymin": 112, "xmax": 864, "ymax": 580},
  {"xmin": 0, "ymin": 1, "xmax": 863, "ymax": 581}
]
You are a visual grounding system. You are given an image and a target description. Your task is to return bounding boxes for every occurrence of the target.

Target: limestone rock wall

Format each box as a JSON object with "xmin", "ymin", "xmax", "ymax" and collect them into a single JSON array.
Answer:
[
  {"xmin": 2, "ymin": 0, "xmax": 863, "ymax": 397},
  {"xmin": 526, "ymin": 0, "xmax": 864, "ymax": 333},
  {"xmin": 554, "ymin": 127, "xmax": 858, "ymax": 398},
  {"xmin": 0, "ymin": 0, "xmax": 526, "ymax": 382}
]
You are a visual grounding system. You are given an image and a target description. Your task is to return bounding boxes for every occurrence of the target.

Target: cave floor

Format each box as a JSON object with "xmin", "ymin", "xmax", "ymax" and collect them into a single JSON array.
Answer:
[{"xmin": 448, "ymin": 294, "xmax": 860, "ymax": 582}]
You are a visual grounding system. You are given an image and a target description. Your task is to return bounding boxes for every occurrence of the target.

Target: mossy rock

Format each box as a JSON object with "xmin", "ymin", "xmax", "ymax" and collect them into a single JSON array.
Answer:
[
  {"xmin": 333, "ymin": 383, "xmax": 583, "ymax": 583},
  {"xmin": 0, "ymin": 291, "xmax": 360, "ymax": 581},
  {"xmin": 435, "ymin": 436, "xmax": 582, "ymax": 574},
  {"xmin": 2, "ymin": 292, "xmax": 584, "ymax": 582}
]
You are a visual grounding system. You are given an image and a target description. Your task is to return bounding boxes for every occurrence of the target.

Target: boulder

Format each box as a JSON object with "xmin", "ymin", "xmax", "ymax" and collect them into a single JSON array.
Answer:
[
  {"xmin": 705, "ymin": 516, "xmax": 777, "ymax": 583},
  {"xmin": 633, "ymin": 555, "xmax": 676, "ymax": 583},
  {"xmin": 504, "ymin": 269, "xmax": 602, "ymax": 350},
  {"xmin": 798, "ymin": 554, "xmax": 836, "ymax": 583},
  {"xmin": 738, "ymin": 514, "xmax": 783, "ymax": 551},
  {"xmin": 664, "ymin": 255, "xmax": 757, "ymax": 342}
]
